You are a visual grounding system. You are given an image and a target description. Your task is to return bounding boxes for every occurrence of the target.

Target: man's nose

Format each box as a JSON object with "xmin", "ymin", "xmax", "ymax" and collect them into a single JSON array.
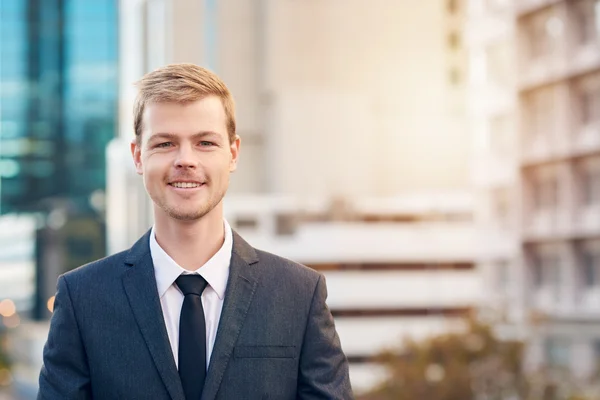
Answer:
[{"xmin": 174, "ymin": 145, "xmax": 197, "ymax": 169}]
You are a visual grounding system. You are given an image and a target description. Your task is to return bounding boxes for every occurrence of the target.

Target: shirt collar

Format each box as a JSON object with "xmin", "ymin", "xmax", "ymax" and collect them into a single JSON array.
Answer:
[{"xmin": 150, "ymin": 219, "xmax": 233, "ymax": 300}]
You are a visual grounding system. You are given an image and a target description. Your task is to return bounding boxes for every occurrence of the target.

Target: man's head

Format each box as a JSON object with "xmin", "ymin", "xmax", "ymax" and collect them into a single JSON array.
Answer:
[
  {"xmin": 133, "ymin": 63, "xmax": 236, "ymax": 145},
  {"xmin": 131, "ymin": 63, "xmax": 240, "ymax": 222}
]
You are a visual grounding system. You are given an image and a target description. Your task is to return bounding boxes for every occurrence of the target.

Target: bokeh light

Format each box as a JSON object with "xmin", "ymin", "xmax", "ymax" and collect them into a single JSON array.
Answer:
[{"xmin": 0, "ymin": 299, "xmax": 16, "ymax": 318}]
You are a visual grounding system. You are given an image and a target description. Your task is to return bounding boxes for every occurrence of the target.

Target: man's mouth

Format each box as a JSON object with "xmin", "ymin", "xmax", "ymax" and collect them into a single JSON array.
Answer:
[{"xmin": 169, "ymin": 181, "xmax": 204, "ymax": 189}]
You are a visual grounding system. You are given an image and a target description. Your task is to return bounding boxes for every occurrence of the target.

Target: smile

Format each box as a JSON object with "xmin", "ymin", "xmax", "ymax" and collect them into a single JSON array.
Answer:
[{"xmin": 169, "ymin": 182, "xmax": 204, "ymax": 189}]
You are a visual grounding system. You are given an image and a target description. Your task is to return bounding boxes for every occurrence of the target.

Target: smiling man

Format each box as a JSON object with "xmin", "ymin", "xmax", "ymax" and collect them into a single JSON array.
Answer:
[{"xmin": 38, "ymin": 64, "xmax": 353, "ymax": 400}]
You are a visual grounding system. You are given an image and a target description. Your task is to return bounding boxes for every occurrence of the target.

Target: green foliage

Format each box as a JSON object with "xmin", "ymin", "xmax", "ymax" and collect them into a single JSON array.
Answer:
[
  {"xmin": 358, "ymin": 315, "xmax": 599, "ymax": 400},
  {"xmin": 0, "ymin": 331, "xmax": 10, "ymax": 370}
]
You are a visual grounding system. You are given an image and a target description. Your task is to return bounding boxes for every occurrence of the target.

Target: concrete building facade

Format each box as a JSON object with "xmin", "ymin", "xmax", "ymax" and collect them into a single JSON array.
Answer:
[
  {"xmin": 468, "ymin": 0, "xmax": 600, "ymax": 379},
  {"xmin": 516, "ymin": 0, "xmax": 600, "ymax": 378},
  {"xmin": 465, "ymin": 0, "xmax": 521, "ymax": 321}
]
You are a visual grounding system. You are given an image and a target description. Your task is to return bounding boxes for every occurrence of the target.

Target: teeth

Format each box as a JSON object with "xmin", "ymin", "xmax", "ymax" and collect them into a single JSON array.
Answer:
[{"xmin": 171, "ymin": 182, "xmax": 201, "ymax": 188}]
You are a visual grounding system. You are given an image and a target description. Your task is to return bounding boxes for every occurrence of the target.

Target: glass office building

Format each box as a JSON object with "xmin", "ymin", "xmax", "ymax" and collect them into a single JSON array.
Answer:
[
  {"xmin": 1, "ymin": 0, "xmax": 117, "ymax": 319},
  {"xmin": 0, "ymin": 0, "xmax": 118, "ymax": 215}
]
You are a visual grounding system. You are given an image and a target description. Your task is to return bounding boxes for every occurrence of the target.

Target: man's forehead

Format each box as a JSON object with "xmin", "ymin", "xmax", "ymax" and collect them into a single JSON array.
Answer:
[{"xmin": 144, "ymin": 96, "xmax": 223, "ymax": 111}]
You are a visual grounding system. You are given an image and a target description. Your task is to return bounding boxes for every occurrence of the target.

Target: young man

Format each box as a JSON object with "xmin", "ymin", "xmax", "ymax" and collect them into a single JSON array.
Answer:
[{"xmin": 38, "ymin": 64, "xmax": 353, "ymax": 399}]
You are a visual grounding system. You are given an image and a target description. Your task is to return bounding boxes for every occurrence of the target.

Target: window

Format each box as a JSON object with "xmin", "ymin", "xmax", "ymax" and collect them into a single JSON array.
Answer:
[
  {"xmin": 489, "ymin": 115, "xmax": 512, "ymax": 156},
  {"xmin": 533, "ymin": 173, "xmax": 559, "ymax": 212},
  {"xmin": 545, "ymin": 337, "xmax": 571, "ymax": 367},
  {"xmin": 583, "ymin": 251, "xmax": 597, "ymax": 287},
  {"xmin": 594, "ymin": 339, "xmax": 600, "ymax": 358},
  {"xmin": 527, "ymin": 17, "xmax": 550, "ymax": 60},
  {"xmin": 234, "ymin": 217, "xmax": 258, "ymax": 230},
  {"xmin": 580, "ymin": 245, "xmax": 600, "ymax": 287},
  {"xmin": 496, "ymin": 261, "xmax": 510, "ymax": 292},
  {"xmin": 531, "ymin": 247, "xmax": 561, "ymax": 298},
  {"xmin": 486, "ymin": 42, "xmax": 512, "ymax": 87},
  {"xmin": 448, "ymin": 0, "xmax": 459, "ymax": 14},
  {"xmin": 581, "ymin": 164, "xmax": 600, "ymax": 206},
  {"xmin": 526, "ymin": 87, "xmax": 555, "ymax": 140},
  {"xmin": 275, "ymin": 213, "xmax": 297, "ymax": 236},
  {"xmin": 578, "ymin": 81, "xmax": 600, "ymax": 126},
  {"xmin": 449, "ymin": 68, "xmax": 461, "ymax": 85},
  {"xmin": 532, "ymin": 256, "xmax": 544, "ymax": 288},
  {"xmin": 448, "ymin": 32, "xmax": 461, "ymax": 50},
  {"xmin": 485, "ymin": 0, "xmax": 508, "ymax": 13},
  {"xmin": 596, "ymin": 0, "xmax": 600, "ymax": 36},
  {"xmin": 572, "ymin": 0, "xmax": 599, "ymax": 45},
  {"xmin": 492, "ymin": 187, "xmax": 511, "ymax": 227}
]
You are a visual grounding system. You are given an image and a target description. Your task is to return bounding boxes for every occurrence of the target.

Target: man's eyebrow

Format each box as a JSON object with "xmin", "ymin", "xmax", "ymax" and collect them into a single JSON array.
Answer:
[{"xmin": 148, "ymin": 131, "xmax": 222, "ymax": 141}]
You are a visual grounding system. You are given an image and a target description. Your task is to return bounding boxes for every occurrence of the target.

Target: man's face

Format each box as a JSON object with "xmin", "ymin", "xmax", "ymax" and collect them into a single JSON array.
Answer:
[{"xmin": 131, "ymin": 96, "xmax": 240, "ymax": 222}]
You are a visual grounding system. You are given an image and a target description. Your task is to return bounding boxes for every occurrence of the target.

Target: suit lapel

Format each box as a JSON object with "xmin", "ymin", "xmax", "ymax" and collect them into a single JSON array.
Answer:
[
  {"xmin": 202, "ymin": 232, "xmax": 260, "ymax": 400},
  {"xmin": 121, "ymin": 231, "xmax": 185, "ymax": 400}
]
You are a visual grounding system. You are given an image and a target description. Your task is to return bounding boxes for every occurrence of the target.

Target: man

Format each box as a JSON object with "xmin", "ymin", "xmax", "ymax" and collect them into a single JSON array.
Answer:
[{"xmin": 38, "ymin": 63, "xmax": 353, "ymax": 399}]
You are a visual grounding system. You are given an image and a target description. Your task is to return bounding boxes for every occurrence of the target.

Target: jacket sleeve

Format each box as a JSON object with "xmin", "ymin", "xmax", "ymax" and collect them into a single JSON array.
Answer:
[
  {"xmin": 297, "ymin": 274, "xmax": 354, "ymax": 399},
  {"xmin": 38, "ymin": 275, "xmax": 92, "ymax": 400}
]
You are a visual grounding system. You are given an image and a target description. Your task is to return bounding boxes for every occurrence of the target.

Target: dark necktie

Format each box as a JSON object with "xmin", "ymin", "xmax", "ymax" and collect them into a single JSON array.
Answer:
[{"xmin": 176, "ymin": 274, "xmax": 209, "ymax": 400}]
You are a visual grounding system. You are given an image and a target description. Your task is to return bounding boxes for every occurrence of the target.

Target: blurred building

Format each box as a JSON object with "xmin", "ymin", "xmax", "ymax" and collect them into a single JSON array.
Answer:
[
  {"xmin": 0, "ymin": 215, "xmax": 37, "ymax": 316},
  {"xmin": 108, "ymin": 0, "xmax": 477, "ymax": 393},
  {"xmin": 468, "ymin": 0, "xmax": 600, "ymax": 380},
  {"xmin": 465, "ymin": 1, "xmax": 521, "ymax": 320},
  {"xmin": 0, "ymin": 1, "xmax": 118, "ymax": 397},
  {"xmin": 516, "ymin": 0, "xmax": 600, "ymax": 378},
  {"xmin": 0, "ymin": 0, "xmax": 118, "ymax": 316},
  {"xmin": 0, "ymin": 0, "xmax": 118, "ymax": 215},
  {"xmin": 109, "ymin": 0, "xmax": 472, "ymax": 249}
]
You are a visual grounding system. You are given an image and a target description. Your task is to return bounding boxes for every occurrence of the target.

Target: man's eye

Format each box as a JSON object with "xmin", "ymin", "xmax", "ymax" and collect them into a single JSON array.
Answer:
[
  {"xmin": 156, "ymin": 142, "xmax": 173, "ymax": 148},
  {"xmin": 200, "ymin": 141, "xmax": 215, "ymax": 146}
]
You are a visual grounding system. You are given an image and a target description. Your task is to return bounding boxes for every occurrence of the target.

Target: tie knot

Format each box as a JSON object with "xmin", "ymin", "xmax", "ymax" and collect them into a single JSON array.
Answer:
[{"xmin": 176, "ymin": 275, "xmax": 208, "ymax": 296}]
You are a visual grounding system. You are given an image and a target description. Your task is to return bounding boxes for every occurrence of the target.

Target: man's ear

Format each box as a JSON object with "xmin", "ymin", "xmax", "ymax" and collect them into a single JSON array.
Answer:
[
  {"xmin": 130, "ymin": 139, "xmax": 143, "ymax": 175},
  {"xmin": 229, "ymin": 135, "xmax": 241, "ymax": 172}
]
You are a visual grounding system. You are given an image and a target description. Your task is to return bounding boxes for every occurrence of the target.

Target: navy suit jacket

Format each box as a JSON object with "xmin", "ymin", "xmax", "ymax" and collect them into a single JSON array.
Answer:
[{"xmin": 38, "ymin": 230, "xmax": 353, "ymax": 399}]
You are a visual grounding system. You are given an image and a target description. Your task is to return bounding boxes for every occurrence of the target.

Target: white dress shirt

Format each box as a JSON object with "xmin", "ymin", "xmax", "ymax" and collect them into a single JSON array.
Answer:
[{"xmin": 150, "ymin": 220, "xmax": 233, "ymax": 369}]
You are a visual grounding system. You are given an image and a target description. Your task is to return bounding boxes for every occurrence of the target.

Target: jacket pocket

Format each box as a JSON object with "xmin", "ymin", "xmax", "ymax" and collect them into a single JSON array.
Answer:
[{"xmin": 234, "ymin": 345, "xmax": 296, "ymax": 359}]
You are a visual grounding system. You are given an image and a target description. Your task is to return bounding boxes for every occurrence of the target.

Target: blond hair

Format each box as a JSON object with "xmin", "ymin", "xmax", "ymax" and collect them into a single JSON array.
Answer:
[{"xmin": 133, "ymin": 63, "xmax": 236, "ymax": 143}]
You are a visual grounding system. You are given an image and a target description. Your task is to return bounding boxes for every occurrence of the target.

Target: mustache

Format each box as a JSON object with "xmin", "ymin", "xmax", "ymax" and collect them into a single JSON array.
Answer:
[{"xmin": 166, "ymin": 174, "xmax": 208, "ymax": 183}]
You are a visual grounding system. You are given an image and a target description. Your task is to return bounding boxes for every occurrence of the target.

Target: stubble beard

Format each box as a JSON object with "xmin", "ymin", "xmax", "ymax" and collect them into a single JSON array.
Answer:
[{"xmin": 152, "ymin": 183, "xmax": 227, "ymax": 222}]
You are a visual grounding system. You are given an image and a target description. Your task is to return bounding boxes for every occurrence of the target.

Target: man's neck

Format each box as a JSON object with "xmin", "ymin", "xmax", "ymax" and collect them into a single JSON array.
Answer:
[{"xmin": 153, "ymin": 207, "xmax": 225, "ymax": 271}]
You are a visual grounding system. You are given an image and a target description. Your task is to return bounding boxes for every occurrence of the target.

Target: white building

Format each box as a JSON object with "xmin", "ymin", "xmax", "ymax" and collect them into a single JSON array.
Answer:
[
  {"xmin": 107, "ymin": 0, "xmax": 477, "ymax": 394},
  {"xmin": 468, "ymin": 0, "xmax": 600, "ymax": 380},
  {"xmin": 465, "ymin": 1, "xmax": 521, "ymax": 320},
  {"xmin": 516, "ymin": 0, "xmax": 600, "ymax": 379}
]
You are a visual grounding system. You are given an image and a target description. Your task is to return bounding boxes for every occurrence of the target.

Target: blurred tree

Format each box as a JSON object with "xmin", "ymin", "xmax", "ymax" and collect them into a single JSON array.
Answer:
[
  {"xmin": 0, "ymin": 333, "xmax": 8, "ymax": 368},
  {"xmin": 0, "ymin": 331, "xmax": 10, "ymax": 376},
  {"xmin": 358, "ymin": 314, "xmax": 599, "ymax": 400}
]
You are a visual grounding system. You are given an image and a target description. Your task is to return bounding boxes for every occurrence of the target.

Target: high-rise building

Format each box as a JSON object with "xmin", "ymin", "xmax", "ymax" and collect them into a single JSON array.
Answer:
[
  {"xmin": 0, "ymin": 0, "xmax": 118, "ymax": 215},
  {"xmin": 516, "ymin": 0, "xmax": 600, "ymax": 378},
  {"xmin": 109, "ymin": 0, "xmax": 476, "ymax": 394},
  {"xmin": 0, "ymin": 0, "xmax": 118, "ymax": 320},
  {"xmin": 0, "ymin": 1, "xmax": 118, "ymax": 396},
  {"xmin": 469, "ymin": 0, "xmax": 600, "ymax": 380},
  {"xmin": 465, "ymin": 1, "xmax": 521, "ymax": 320}
]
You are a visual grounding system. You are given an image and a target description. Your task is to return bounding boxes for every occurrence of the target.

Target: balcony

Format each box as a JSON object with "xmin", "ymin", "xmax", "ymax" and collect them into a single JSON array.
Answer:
[
  {"xmin": 472, "ymin": 152, "xmax": 517, "ymax": 187},
  {"xmin": 523, "ymin": 208, "xmax": 574, "ymax": 240},
  {"xmin": 324, "ymin": 270, "xmax": 480, "ymax": 310},
  {"xmin": 573, "ymin": 205, "xmax": 600, "ymax": 237},
  {"xmin": 573, "ymin": 123, "xmax": 600, "ymax": 156},
  {"xmin": 514, "ymin": 0, "xmax": 563, "ymax": 18},
  {"xmin": 336, "ymin": 315, "xmax": 468, "ymax": 362}
]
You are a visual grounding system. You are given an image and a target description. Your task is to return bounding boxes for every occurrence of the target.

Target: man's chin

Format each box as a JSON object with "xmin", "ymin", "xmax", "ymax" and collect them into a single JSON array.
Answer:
[
  {"xmin": 167, "ymin": 210, "xmax": 207, "ymax": 221},
  {"xmin": 159, "ymin": 202, "xmax": 215, "ymax": 221}
]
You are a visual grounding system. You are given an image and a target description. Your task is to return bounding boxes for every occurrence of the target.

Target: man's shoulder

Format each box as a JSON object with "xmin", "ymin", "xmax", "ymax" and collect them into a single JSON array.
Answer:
[
  {"xmin": 252, "ymin": 247, "xmax": 322, "ymax": 285},
  {"xmin": 61, "ymin": 248, "xmax": 130, "ymax": 284}
]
